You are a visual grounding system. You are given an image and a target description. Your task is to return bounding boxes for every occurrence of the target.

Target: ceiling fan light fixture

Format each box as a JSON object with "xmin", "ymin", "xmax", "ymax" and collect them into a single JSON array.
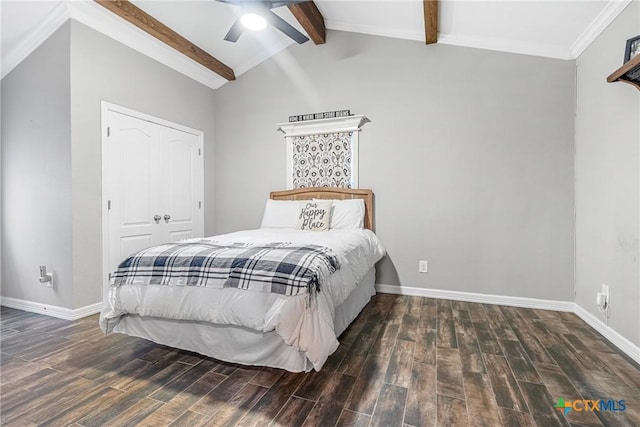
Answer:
[{"xmin": 240, "ymin": 13, "xmax": 267, "ymax": 31}]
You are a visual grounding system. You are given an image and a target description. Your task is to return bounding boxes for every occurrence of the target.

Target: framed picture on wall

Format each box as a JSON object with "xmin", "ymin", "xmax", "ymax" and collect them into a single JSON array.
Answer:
[
  {"xmin": 624, "ymin": 35, "xmax": 640, "ymax": 63},
  {"xmin": 276, "ymin": 115, "xmax": 370, "ymax": 189}
]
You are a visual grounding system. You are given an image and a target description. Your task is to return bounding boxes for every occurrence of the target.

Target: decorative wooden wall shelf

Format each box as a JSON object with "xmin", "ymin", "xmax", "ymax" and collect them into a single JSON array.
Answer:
[{"xmin": 607, "ymin": 55, "xmax": 640, "ymax": 90}]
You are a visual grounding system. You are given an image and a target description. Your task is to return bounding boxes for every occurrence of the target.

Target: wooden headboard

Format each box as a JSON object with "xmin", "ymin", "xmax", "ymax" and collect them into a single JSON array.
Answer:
[{"xmin": 270, "ymin": 187, "xmax": 374, "ymax": 230}]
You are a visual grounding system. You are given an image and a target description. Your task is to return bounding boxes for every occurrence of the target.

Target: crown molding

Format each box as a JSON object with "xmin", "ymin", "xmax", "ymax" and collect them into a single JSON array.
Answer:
[
  {"xmin": 570, "ymin": 0, "xmax": 633, "ymax": 59},
  {"xmin": 438, "ymin": 32, "xmax": 572, "ymax": 60},
  {"xmin": 66, "ymin": 1, "xmax": 227, "ymax": 90},
  {"xmin": 1, "ymin": 1, "xmax": 229, "ymax": 89},
  {"xmin": 326, "ymin": 19, "xmax": 572, "ymax": 60},
  {"xmin": 3, "ymin": 1, "xmax": 632, "ymax": 86},
  {"xmin": 2, "ymin": 0, "xmax": 298, "ymax": 89},
  {"xmin": 326, "ymin": 19, "xmax": 424, "ymax": 42},
  {"xmin": 1, "ymin": 2, "xmax": 70, "ymax": 79}
]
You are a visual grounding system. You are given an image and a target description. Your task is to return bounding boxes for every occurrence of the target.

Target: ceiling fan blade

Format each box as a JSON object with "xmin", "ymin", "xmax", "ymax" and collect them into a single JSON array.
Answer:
[
  {"xmin": 264, "ymin": 9, "xmax": 309, "ymax": 44},
  {"xmin": 224, "ymin": 17, "xmax": 245, "ymax": 42}
]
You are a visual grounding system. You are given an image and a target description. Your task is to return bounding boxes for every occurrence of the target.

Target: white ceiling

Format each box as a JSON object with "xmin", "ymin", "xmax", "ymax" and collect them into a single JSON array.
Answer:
[{"xmin": 1, "ymin": 0, "xmax": 632, "ymax": 89}]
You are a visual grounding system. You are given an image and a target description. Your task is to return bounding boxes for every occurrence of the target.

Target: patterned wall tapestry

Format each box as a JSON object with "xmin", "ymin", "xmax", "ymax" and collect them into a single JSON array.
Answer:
[{"xmin": 291, "ymin": 132, "xmax": 353, "ymax": 188}]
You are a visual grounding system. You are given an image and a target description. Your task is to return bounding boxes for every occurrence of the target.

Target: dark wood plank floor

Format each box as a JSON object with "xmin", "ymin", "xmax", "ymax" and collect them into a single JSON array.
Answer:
[{"xmin": 2, "ymin": 294, "xmax": 640, "ymax": 426}]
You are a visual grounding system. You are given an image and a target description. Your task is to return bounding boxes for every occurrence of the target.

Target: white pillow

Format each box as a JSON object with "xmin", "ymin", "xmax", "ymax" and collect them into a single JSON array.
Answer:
[
  {"xmin": 260, "ymin": 199, "xmax": 300, "ymax": 228},
  {"xmin": 297, "ymin": 201, "xmax": 332, "ymax": 231},
  {"xmin": 316, "ymin": 198, "xmax": 365, "ymax": 229}
]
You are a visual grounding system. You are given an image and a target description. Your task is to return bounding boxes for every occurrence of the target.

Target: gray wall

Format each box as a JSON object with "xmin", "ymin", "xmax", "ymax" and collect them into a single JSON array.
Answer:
[
  {"xmin": 575, "ymin": 1, "xmax": 640, "ymax": 347},
  {"xmin": 213, "ymin": 31, "xmax": 576, "ymax": 301},
  {"xmin": 1, "ymin": 23, "xmax": 74, "ymax": 307},
  {"xmin": 1, "ymin": 21, "xmax": 217, "ymax": 310},
  {"xmin": 69, "ymin": 21, "xmax": 217, "ymax": 308}
]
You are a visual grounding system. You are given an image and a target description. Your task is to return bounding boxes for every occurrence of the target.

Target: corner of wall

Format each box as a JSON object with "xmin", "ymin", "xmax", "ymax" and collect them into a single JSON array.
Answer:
[
  {"xmin": 573, "ymin": 0, "xmax": 640, "ymax": 349},
  {"xmin": 1, "ymin": 21, "xmax": 74, "ymax": 309}
]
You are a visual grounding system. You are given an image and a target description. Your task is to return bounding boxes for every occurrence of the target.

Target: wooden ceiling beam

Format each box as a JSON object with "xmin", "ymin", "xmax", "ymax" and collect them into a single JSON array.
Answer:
[
  {"xmin": 287, "ymin": 1, "xmax": 326, "ymax": 45},
  {"xmin": 95, "ymin": 0, "xmax": 235, "ymax": 81},
  {"xmin": 423, "ymin": 0, "xmax": 438, "ymax": 45}
]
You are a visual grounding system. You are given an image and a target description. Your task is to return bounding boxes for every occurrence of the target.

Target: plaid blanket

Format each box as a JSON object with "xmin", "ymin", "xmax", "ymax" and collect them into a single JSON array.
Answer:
[{"xmin": 110, "ymin": 241, "xmax": 340, "ymax": 299}]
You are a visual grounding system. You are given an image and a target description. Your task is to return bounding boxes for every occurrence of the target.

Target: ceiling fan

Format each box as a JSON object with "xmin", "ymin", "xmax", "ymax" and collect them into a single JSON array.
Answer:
[{"xmin": 217, "ymin": 0, "xmax": 310, "ymax": 44}]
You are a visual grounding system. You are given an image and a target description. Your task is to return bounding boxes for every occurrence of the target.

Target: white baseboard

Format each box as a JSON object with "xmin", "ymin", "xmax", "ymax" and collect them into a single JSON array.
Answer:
[
  {"xmin": 4, "ymin": 287, "xmax": 638, "ymax": 365},
  {"xmin": 574, "ymin": 304, "xmax": 640, "ymax": 365},
  {"xmin": 0, "ymin": 297, "xmax": 101, "ymax": 321},
  {"xmin": 375, "ymin": 284, "xmax": 575, "ymax": 312},
  {"xmin": 376, "ymin": 284, "xmax": 640, "ymax": 365}
]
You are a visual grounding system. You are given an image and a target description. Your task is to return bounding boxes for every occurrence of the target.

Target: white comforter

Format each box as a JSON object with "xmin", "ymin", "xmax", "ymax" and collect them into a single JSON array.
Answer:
[{"xmin": 100, "ymin": 228, "xmax": 385, "ymax": 370}]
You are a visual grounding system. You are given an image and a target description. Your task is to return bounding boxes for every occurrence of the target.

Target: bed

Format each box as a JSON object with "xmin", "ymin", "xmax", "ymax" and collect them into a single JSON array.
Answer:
[{"xmin": 99, "ymin": 187, "xmax": 385, "ymax": 372}]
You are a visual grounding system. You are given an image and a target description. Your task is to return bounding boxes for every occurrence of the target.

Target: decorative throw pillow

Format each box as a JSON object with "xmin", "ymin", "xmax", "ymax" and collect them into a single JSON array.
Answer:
[{"xmin": 297, "ymin": 201, "xmax": 332, "ymax": 231}]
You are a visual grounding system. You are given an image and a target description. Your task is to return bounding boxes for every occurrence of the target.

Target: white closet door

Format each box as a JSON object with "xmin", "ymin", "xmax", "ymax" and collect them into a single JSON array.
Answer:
[
  {"xmin": 105, "ymin": 109, "xmax": 203, "ymax": 273},
  {"xmin": 162, "ymin": 126, "xmax": 203, "ymax": 242},
  {"xmin": 107, "ymin": 111, "xmax": 163, "ymax": 273}
]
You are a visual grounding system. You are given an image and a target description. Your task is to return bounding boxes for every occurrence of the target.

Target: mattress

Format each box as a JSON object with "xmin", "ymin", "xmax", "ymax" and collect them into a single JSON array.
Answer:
[
  {"xmin": 100, "ymin": 228, "xmax": 385, "ymax": 371},
  {"xmin": 113, "ymin": 268, "xmax": 376, "ymax": 372}
]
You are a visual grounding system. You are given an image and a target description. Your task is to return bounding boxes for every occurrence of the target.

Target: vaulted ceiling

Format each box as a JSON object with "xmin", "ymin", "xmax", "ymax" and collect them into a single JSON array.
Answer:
[{"xmin": 1, "ymin": 1, "xmax": 631, "ymax": 89}]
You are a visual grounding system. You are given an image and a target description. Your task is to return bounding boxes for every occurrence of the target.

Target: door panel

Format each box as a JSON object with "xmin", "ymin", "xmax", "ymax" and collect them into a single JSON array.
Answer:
[
  {"xmin": 167, "ymin": 139, "xmax": 193, "ymax": 222},
  {"xmin": 107, "ymin": 112, "xmax": 163, "ymax": 273},
  {"xmin": 167, "ymin": 230, "xmax": 194, "ymax": 243},
  {"xmin": 120, "ymin": 235, "xmax": 154, "ymax": 262},
  {"xmin": 120, "ymin": 128, "xmax": 154, "ymax": 225},
  {"xmin": 163, "ymin": 127, "xmax": 202, "ymax": 240}
]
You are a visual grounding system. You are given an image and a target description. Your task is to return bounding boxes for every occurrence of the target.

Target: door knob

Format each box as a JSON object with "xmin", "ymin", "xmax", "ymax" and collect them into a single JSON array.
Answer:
[
  {"xmin": 153, "ymin": 215, "xmax": 161, "ymax": 224},
  {"xmin": 164, "ymin": 214, "xmax": 171, "ymax": 223}
]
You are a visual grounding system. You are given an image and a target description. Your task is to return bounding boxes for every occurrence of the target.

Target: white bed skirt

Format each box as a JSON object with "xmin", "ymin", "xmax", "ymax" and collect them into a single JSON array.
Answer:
[{"xmin": 113, "ymin": 268, "xmax": 376, "ymax": 372}]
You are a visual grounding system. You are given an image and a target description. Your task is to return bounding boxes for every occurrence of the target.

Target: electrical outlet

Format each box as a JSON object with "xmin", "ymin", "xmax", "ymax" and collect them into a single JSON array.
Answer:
[
  {"xmin": 596, "ymin": 284, "xmax": 610, "ymax": 309},
  {"xmin": 39, "ymin": 265, "xmax": 53, "ymax": 288},
  {"xmin": 419, "ymin": 260, "xmax": 428, "ymax": 273}
]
